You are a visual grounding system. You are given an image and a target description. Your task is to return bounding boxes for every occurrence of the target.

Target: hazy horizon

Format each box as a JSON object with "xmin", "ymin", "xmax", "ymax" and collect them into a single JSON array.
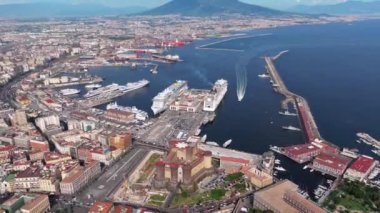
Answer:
[{"xmin": 0, "ymin": 0, "xmax": 379, "ymax": 10}]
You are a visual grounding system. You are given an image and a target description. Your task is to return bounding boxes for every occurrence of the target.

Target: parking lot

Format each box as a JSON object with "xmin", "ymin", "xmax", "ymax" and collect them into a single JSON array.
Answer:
[{"xmin": 138, "ymin": 110, "xmax": 207, "ymax": 146}]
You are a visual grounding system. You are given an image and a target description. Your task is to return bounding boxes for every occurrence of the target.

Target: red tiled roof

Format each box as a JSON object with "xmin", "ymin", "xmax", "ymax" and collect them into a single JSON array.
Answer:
[
  {"xmin": 89, "ymin": 201, "xmax": 113, "ymax": 213},
  {"xmin": 283, "ymin": 144, "xmax": 320, "ymax": 156},
  {"xmin": 314, "ymin": 153, "xmax": 351, "ymax": 171},
  {"xmin": 220, "ymin": 156, "xmax": 250, "ymax": 164},
  {"xmin": 349, "ymin": 155, "xmax": 376, "ymax": 173}
]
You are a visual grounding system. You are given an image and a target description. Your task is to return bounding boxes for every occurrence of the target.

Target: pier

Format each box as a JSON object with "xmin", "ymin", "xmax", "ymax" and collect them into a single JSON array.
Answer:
[
  {"xmin": 264, "ymin": 55, "xmax": 321, "ymax": 143},
  {"xmin": 196, "ymin": 33, "xmax": 272, "ymax": 52},
  {"xmin": 44, "ymin": 77, "xmax": 103, "ymax": 88}
]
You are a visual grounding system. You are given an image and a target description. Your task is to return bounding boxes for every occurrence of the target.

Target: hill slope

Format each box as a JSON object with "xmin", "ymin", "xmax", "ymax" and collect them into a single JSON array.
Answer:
[
  {"xmin": 290, "ymin": 1, "xmax": 380, "ymax": 15},
  {"xmin": 143, "ymin": 0, "xmax": 285, "ymax": 16},
  {"xmin": 0, "ymin": 3, "xmax": 147, "ymax": 18}
]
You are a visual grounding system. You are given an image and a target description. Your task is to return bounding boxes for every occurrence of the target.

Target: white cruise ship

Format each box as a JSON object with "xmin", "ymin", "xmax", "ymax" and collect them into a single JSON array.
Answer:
[
  {"xmin": 203, "ymin": 79, "xmax": 228, "ymax": 112},
  {"xmin": 106, "ymin": 102, "xmax": 148, "ymax": 121},
  {"xmin": 60, "ymin": 88, "xmax": 80, "ymax": 96},
  {"xmin": 84, "ymin": 79, "xmax": 149, "ymax": 99},
  {"xmin": 151, "ymin": 80, "xmax": 188, "ymax": 115}
]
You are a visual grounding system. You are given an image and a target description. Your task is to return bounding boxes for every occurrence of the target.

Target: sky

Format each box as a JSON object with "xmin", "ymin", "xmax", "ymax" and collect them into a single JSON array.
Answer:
[{"xmin": 0, "ymin": 0, "xmax": 377, "ymax": 9}]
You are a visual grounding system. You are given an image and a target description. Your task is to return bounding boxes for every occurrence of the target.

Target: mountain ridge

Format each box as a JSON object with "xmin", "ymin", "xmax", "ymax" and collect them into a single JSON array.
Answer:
[
  {"xmin": 0, "ymin": 3, "xmax": 147, "ymax": 18},
  {"xmin": 290, "ymin": 1, "xmax": 380, "ymax": 15},
  {"xmin": 142, "ymin": 0, "xmax": 287, "ymax": 16}
]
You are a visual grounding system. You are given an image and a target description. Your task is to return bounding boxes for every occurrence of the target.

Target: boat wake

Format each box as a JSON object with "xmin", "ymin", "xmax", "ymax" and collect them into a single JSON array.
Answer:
[{"xmin": 235, "ymin": 62, "xmax": 247, "ymax": 101}]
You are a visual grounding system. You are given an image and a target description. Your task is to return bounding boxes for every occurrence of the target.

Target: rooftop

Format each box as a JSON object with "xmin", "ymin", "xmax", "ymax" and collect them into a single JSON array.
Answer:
[
  {"xmin": 89, "ymin": 201, "xmax": 113, "ymax": 213},
  {"xmin": 348, "ymin": 155, "xmax": 377, "ymax": 173},
  {"xmin": 314, "ymin": 153, "xmax": 351, "ymax": 171}
]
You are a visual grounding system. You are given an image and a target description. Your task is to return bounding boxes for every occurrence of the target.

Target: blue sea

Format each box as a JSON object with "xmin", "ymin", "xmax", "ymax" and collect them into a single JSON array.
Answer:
[{"xmin": 84, "ymin": 19, "xmax": 380, "ymax": 193}]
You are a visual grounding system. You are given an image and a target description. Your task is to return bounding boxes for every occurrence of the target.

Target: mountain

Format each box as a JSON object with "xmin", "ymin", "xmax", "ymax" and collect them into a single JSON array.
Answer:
[
  {"xmin": 290, "ymin": 1, "xmax": 380, "ymax": 15},
  {"xmin": 142, "ymin": 0, "xmax": 286, "ymax": 16},
  {"xmin": 0, "ymin": 3, "xmax": 148, "ymax": 18}
]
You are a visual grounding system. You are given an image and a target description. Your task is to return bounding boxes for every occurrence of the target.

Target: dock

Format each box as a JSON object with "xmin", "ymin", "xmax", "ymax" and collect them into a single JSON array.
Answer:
[{"xmin": 264, "ymin": 55, "xmax": 322, "ymax": 143}]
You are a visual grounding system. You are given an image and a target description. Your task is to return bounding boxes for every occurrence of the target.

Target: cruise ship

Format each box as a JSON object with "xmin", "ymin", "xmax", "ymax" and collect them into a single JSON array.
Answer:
[
  {"xmin": 84, "ymin": 79, "xmax": 149, "ymax": 99},
  {"xmin": 106, "ymin": 102, "xmax": 148, "ymax": 121},
  {"xmin": 203, "ymin": 79, "xmax": 228, "ymax": 112},
  {"xmin": 60, "ymin": 89, "xmax": 80, "ymax": 96},
  {"xmin": 151, "ymin": 80, "xmax": 188, "ymax": 115}
]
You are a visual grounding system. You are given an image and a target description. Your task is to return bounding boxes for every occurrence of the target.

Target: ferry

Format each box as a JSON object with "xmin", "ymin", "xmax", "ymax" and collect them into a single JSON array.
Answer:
[
  {"xmin": 282, "ymin": 125, "xmax": 301, "ymax": 131},
  {"xmin": 151, "ymin": 80, "xmax": 188, "ymax": 115},
  {"xmin": 278, "ymin": 110, "xmax": 297, "ymax": 116},
  {"xmin": 223, "ymin": 139, "xmax": 232, "ymax": 148},
  {"xmin": 106, "ymin": 102, "xmax": 148, "ymax": 121},
  {"xmin": 258, "ymin": 73, "xmax": 270, "ymax": 78},
  {"xmin": 85, "ymin": 84, "xmax": 102, "ymax": 89},
  {"xmin": 60, "ymin": 88, "xmax": 80, "ymax": 96},
  {"xmin": 274, "ymin": 166, "xmax": 286, "ymax": 172}
]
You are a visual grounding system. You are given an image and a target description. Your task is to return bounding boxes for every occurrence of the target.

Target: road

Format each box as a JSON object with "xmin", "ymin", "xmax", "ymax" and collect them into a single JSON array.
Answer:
[{"xmin": 73, "ymin": 146, "xmax": 149, "ymax": 206}]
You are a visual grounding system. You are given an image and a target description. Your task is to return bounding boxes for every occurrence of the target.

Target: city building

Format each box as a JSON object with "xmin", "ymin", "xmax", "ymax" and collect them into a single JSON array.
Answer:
[
  {"xmin": 154, "ymin": 140, "xmax": 213, "ymax": 189},
  {"xmin": 283, "ymin": 144, "xmax": 322, "ymax": 164},
  {"xmin": 14, "ymin": 167, "xmax": 41, "ymax": 192},
  {"xmin": 20, "ymin": 194, "xmax": 50, "ymax": 213},
  {"xmin": 344, "ymin": 155, "xmax": 378, "ymax": 181},
  {"xmin": 108, "ymin": 132, "xmax": 132, "ymax": 150},
  {"xmin": 312, "ymin": 153, "xmax": 351, "ymax": 177},
  {"xmin": 253, "ymin": 180, "xmax": 325, "ymax": 213},
  {"xmin": 30, "ymin": 138, "xmax": 50, "ymax": 152},
  {"xmin": 103, "ymin": 109, "xmax": 135, "ymax": 123},
  {"xmin": 12, "ymin": 110, "xmax": 28, "ymax": 126},
  {"xmin": 220, "ymin": 156, "xmax": 251, "ymax": 174},
  {"xmin": 60, "ymin": 160, "xmax": 101, "ymax": 195},
  {"xmin": 35, "ymin": 114, "xmax": 61, "ymax": 134},
  {"xmin": 244, "ymin": 167, "xmax": 273, "ymax": 189},
  {"xmin": 0, "ymin": 195, "xmax": 25, "ymax": 213}
]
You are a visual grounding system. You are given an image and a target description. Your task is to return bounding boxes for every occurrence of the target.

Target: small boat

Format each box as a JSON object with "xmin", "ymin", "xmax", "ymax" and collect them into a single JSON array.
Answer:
[
  {"xmin": 201, "ymin": 134, "xmax": 207, "ymax": 142},
  {"xmin": 356, "ymin": 139, "xmax": 361, "ymax": 143},
  {"xmin": 274, "ymin": 166, "xmax": 286, "ymax": 172},
  {"xmin": 278, "ymin": 110, "xmax": 297, "ymax": 116},
  {"xmin": 258, "ymin": 73, "xmax": 270, "ymax": 78},
  {"xmin": 282, "ymin": 125, "xmax": 301, "ymax": 131},
  {"xmin": 269, "ymin": 145, "xmax": 283, "ymax": 154},
  {"xmin": 223, "ymin": 139, "xmax": 232, "ymax": 148},
  {"xmin": 206, "ymin": 141, "xmax": 219, "ymax": 147},
  {"xmin": 195, "ymin": 129, "xmax": 201, "ymax": 136},
  {"xmin": 310, "ymin": 169, "xmax": 314, "ymax": 172},
  {"xmin": 371, "ymin": 149, "xmax": 380, "ymax": 156},
  {"xmin": 303, "ymin": 165, "xmax": 308, "ymax": 170},
  {"xmin": 274, "ymin": 159, "xmax": 281, "ymax": 165}
]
